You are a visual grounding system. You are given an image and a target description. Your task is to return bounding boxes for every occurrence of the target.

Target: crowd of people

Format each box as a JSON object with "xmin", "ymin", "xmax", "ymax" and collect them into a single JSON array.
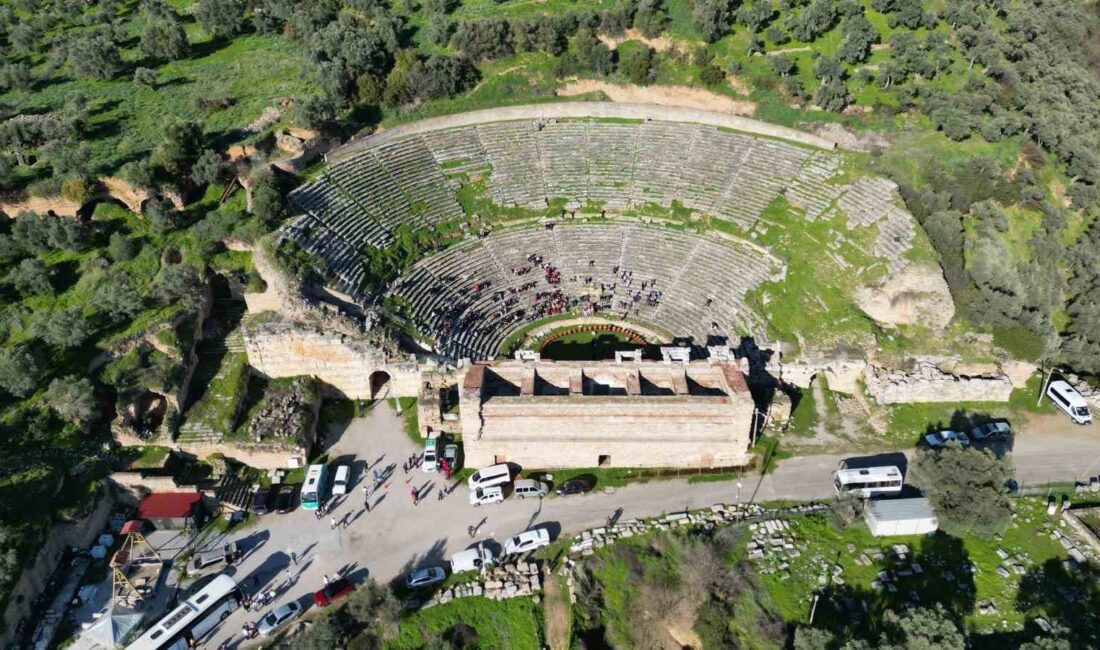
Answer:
[{"xmin": 408, "ymin": 245, "xmax": 672, "ymax": 359}]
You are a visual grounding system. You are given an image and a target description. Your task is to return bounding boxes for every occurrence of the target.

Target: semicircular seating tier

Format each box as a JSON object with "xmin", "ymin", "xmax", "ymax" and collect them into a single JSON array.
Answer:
[
  {"xmin": 390, "ymin": 223, "xmax": 784, "ymax": 361},
  {"xmin": 279, "ymin": 114, "xmax": 919, "ymax": 347}
]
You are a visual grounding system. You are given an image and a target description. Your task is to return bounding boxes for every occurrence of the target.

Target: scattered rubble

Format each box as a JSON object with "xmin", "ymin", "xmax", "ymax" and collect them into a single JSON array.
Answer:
[{"xmin": 425, "ymin": 561, "xmax": 543, "ymax": 607}]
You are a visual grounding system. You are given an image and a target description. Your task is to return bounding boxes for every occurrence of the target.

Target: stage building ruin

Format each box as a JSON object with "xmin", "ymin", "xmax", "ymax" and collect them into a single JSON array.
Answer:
[{"xmin": 458, "ymin": 359, "xmax": 756, "ymax": 469}]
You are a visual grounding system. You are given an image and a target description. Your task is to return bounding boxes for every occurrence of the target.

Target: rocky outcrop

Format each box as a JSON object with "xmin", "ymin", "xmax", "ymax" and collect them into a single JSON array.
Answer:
[
  {"xmin": 855, "ymin": 263, "xmax": 955, "ymax": 330},
  {"xmin": 1065, "ymin": 374, "xmax": 1100, "ymax": 409},
  {"xmin": 0, "ymin": 194, "xmax": 81, "ymax": 218},
  {"xmin": 865, "ymin": 360, "xmax": 1013, "ymax": 404},
  {"xmin": 427, "ymin": 560, "xmax": 543, "ymax": 607}
]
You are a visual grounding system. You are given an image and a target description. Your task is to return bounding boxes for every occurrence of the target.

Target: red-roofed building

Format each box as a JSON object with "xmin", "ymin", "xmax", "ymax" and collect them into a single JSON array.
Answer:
[{"xmin": 137, "ymin": 492, "xmax": 205, "ymax": 530}]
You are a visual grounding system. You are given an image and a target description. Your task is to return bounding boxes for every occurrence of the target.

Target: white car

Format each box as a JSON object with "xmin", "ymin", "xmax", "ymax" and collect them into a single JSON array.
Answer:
[
  {"xmin": 331, "ymin": 465, "xmax": 350, "ymax": 495},
  {"xmin": 406, "ymin": 566, "xmax": 446, "ymax": 589},
  {"xmin": 257, "ymin": 601, "xmax": 301, "ymax": 636},
  {"xmin": 924, "ymin": 430, "xmax": 970, "ymax": 448},
  {"xmin": 503, "ymin": 529, "xmax": 551, "ymax": 556},
  {"xmin": 469, "ymin": 485, "xmax": 505, "ymax": 506},
  {"xmin": 422, "ymin": 436, "xmax": 438, "ymax": 473},
  {"xmin": 971, "ymin": 421, "xmax": 1011, "ymax": 441}
]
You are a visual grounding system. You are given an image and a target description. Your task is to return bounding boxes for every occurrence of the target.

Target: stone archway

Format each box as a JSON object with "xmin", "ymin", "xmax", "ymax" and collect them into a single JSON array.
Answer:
[{"xmin": 369, "ymin": 370, "xmax": 392, "ymax": 399}]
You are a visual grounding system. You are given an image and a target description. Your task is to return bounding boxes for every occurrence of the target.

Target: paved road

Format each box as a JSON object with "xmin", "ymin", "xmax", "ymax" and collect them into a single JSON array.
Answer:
[{"xmin": 198, "ymin": 406, "xmax": 1100, "ymax": 648}]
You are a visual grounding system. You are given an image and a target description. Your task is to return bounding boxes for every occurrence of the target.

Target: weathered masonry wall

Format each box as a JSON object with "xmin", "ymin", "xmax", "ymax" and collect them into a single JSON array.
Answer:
[
  {"xmin": 864, "ymin": 361, "xmax": 1014, "ymax": 404},
  {"xmin": 242, "ymin": 322, "xmax": 420, "ymax": 399},
  {"xmin": 460, "ymin": 360, "xmax": 755, "ymax": 469},
  {"xmin": 330, "ymin": 101, "xmax": 837, "ymax": 162}
]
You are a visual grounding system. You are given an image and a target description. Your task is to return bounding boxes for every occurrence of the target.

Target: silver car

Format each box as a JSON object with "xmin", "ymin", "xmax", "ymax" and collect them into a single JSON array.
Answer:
[
  {"xmin": 924, "ymin": 430, "xmax": 970, "ymax": 448},
  {"xmin": 406, "ymin": 566, "xmax": 446, "ymax": 589},
  {"xmin": 257, "ymin": 601, "xmax": 301, "ymax": 636}
]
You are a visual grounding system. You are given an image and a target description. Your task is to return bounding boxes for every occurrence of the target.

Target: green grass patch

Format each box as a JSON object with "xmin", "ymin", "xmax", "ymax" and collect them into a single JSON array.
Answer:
[
  {"xmin": 992, "ymin": 325, "xmax": 1045, "ymax": 363},
  {"xmin": 180, "ymin": 352, "xmax": 250, "ymax": 437},
  {"xmin": 387, "ymin": 596, "xmax": 543, "ymax": 650},
  {"xmin": 388, "ymin": 397, "xmax": 421, "ymax": 444},
  {"xmin": 123, "ymin": 445, "xmax": 172, "ymax": 470},
  {"xmin": 751, "ymin": 434, "xmax": 792, "ymax": 474}
]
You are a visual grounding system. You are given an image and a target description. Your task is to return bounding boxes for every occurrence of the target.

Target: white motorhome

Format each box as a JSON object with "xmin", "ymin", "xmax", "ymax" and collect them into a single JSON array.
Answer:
[
  {"xmin": 833, "ymin": 465, "xmax": 904, "ymax": 499},
  {"xmin": 1047, "ymin": 380, "xmax": 1093, "ymax": 425}
]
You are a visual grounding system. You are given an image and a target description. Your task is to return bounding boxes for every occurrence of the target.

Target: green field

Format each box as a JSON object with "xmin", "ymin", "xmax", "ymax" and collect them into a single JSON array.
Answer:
[
  {"xmin": 386, "ymin": 596, "xmax": 543, "ymax": 650},
  {"xmin": 539, "ymin": 329, "xmax": 640, "ymax": 361}
]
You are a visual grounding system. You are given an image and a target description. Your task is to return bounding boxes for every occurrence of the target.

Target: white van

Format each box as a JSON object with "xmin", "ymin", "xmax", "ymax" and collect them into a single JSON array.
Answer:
[
  {"xmin": 1047, "ymin": 380, "xmax": 1093, "ymax": 425},
  {"xmin": 450, "ymin": 544, "xmax": 495, "ymax": 574},
  {"xmin": 331, "ymin": 465, "xmax": 350, "ymax": 496},
  {"xmin": 513, "ymin": 479, "xmax": 549, "ymax": 499},
  {"xmin": 467, "ymin": 463, "xmax": 513, "ymax": 490}
]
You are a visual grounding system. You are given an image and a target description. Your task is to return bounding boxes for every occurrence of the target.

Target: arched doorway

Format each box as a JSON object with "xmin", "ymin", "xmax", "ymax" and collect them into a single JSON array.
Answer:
[{"xmin": 369, "ymin": 370, "xmax": 391, "ymax": 399}]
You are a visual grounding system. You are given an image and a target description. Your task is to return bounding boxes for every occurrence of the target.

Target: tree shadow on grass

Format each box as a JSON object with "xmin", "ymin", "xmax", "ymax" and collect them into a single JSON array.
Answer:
[
  {"xmin": 1009, "ymin": 557, "xmax": 1100, "ymax": 647},
  {"xmin": 806, "ymin": 533, "xmax": 977, "ymax": 644}
]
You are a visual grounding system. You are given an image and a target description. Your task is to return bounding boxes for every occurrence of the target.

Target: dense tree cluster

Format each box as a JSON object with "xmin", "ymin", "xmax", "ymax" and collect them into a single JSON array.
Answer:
[{"xmin": 910, "ymin": 445, "xmax": 1014, "ymax": 538}]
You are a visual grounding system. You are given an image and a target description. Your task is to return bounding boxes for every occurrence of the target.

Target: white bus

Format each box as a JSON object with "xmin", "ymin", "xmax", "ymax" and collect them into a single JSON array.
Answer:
[
  {"xmin": 300, "ymin": 464, "xmax": 328, "ymax": 510},
  {"xmin": 833, "ymin": 465, "xmax": 904, "ymax": 498},
  {"xmin": 127, "ymin": 575, "xmax": 242, "ymax": 650}
]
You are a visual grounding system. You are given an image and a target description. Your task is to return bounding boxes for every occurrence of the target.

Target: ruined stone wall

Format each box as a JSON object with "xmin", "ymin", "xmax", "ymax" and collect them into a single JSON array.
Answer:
[
  {"xmin": 171, "ymin": 440, "xmax": 308, "ymax": 469},
  {"xmin": 464, "ymin": 398, "xmax": 754, "ymax": 469},
  {"xmin": 864, "ymin": 361, "xmax": 1014, "ymax": 404},
  {"xmin": 464, "ymin": 435, "xmax": 752, "ymax": 470},
  {"xmin": 109, "ymin": 472, "xmax": 195, "ymax": 496},
  {"xmin": 242, "ymin": 321, "xmax": 420, "ymax": 399},
  {"xmin": 769, "ymin": 358, "xmax": 867, "ymax": 394},
  {"xmin": 1, "ymin": 487, "xmax": 114, "ymax": 646}
]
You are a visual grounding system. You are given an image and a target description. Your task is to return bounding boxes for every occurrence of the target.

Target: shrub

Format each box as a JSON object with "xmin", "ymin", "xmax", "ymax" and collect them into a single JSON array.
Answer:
[{"xmin": 60, "ymin": 176, "xmax": 95, "ymax": 204}]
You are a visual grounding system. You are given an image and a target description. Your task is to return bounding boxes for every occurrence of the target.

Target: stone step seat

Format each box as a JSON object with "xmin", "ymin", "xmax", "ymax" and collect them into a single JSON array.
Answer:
[{"xmin": 421, "ymin": 128, "xmax": 490, "ymax": 170}]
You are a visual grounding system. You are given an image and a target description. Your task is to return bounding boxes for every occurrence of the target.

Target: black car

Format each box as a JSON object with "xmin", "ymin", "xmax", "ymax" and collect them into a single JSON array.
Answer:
[
  {"xmin": 274, "ymin": 484, "xmax": 299, "ymax": 513},
  {"xmin": 251, "ymin": 486, "xmax": 274, "ymax": 515},
  {"xmin": 555, "ymin": 479, "xmax": 592, "ymax": 496}
]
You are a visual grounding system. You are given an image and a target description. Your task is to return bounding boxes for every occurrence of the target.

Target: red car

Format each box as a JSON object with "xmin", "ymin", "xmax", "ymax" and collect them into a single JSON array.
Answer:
[{"xmin": 314, "ymin": 578, "xmax": 355, "ymax": 607}]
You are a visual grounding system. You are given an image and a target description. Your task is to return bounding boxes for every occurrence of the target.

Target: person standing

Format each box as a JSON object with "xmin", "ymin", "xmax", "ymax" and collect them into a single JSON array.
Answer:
[
  {"xmin": 323, "ymin": 574, "xmax": 330, "ymax": 586},
  {"xmin": 410, "ymin": 487, "xmax": 419, "ymax": 506},
  {"xmin": 330, "ymin": 516, "xmax": 337, "ymax": 530}
]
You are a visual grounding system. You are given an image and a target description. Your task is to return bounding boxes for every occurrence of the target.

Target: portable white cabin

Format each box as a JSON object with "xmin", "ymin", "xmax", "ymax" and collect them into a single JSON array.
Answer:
[{"xmin": 863, "ymin": 498, "xmax": 938, "ymax": 537}]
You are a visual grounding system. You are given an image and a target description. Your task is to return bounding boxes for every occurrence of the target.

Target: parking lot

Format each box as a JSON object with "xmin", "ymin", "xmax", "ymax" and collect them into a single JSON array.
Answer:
[{"xmin": 90, "ymin": 404, "xmax": 1100, "ymax": 648}]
